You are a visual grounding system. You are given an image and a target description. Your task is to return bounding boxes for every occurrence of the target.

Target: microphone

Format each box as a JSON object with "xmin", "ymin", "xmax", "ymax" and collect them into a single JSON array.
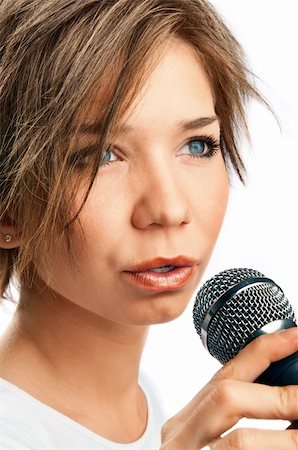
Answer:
[{"xmin": 192, "ymin": 268, "xmax": 297, "ymax": 387}]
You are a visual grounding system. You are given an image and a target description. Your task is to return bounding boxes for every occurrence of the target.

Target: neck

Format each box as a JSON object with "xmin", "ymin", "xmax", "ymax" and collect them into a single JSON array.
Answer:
[{"xmin": 0, "ymin": 285, "xmax": 149, "ymax": 421}]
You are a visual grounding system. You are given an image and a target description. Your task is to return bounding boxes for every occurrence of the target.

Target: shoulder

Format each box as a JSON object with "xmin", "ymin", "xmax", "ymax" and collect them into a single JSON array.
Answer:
[
  {"xmin": 0, "ymin": 425, "xmax": 35, "ymax": 450},
  {"xmin": 0, "ymin": 378, "xmax": 45, "ymax": 449}
]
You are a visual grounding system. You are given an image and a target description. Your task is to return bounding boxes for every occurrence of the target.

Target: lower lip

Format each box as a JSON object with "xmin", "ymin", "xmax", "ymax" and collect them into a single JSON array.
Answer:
[{"xmin": 122, "ymin": 266, "xmax": 197, "ymax": 292}]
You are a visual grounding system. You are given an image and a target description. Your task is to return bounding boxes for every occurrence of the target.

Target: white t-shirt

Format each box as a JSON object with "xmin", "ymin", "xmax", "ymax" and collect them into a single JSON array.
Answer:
[{"xmin": 0, "ymin": 374, "xmax": 166, "ymax": 450}]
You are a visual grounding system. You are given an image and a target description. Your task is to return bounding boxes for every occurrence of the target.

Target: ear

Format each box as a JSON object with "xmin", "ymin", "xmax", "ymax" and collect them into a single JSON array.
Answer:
[{"xmin": 0, "ymin": 214, "xmax": 21, "ymax": 249}]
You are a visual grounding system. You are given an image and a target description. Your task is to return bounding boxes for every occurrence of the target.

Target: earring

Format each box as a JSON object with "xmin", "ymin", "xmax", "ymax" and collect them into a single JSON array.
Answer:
[{"xmin": 3, "ymin": 234, "xmax": 12, "ymax": 243}]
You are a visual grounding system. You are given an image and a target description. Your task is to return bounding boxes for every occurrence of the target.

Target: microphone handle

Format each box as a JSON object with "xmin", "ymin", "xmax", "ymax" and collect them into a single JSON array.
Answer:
[
  {"xmin": 255, "ymin": 351, "xmax": 298, "ymax": 430},
  {"xmin": 255, "ymin": 351, "xmax": 298, "ymax": 386}
]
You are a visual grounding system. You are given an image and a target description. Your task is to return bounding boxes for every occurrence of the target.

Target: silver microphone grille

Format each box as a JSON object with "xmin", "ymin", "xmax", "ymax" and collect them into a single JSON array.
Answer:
[{"xmin": 193, "ymin": 268, "xmax": 296, "ymax": 364}]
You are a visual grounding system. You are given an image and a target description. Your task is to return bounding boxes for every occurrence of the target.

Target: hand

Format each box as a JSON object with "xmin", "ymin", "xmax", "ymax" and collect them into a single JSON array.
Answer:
[{"xmin": 160, "ymin": 327, "xmax": 298, "ymax": 450}]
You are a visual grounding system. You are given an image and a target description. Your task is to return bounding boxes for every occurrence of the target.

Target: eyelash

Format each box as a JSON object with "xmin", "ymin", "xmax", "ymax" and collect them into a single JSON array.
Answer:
[
  {"xmin": 184, "ymin": 135, "xmax": 220, "ymax": 160},
  {"xmin": 69, "ymin": 135, "xmax": 220, "ymax": 170}
]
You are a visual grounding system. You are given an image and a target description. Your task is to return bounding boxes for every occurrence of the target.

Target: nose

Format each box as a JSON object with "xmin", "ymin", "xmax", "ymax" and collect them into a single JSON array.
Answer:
[{"xmin": 131, "ymin": 158, "xmax": 192, "ymax": 229}]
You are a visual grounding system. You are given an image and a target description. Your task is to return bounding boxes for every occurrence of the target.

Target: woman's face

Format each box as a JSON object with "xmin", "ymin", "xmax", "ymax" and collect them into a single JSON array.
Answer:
[{"xmin": 35, "ymin": 38, "xmax": 229, "ymax": 326}]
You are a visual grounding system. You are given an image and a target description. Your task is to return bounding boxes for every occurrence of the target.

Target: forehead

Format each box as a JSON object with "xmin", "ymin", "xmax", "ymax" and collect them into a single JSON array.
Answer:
[
  {"xmin": 122, "ymin": 39, "xmax": 215, "ymax": 127},
  {"xmin": 77, "ymin": 38, "xmax": 215, "ymax": 135}
]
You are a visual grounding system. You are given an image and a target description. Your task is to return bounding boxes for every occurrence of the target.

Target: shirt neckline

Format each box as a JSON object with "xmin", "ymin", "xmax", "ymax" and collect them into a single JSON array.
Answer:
[{"xmin": 0, "ymin": 376, "xmax": 153, "ymax": 449}]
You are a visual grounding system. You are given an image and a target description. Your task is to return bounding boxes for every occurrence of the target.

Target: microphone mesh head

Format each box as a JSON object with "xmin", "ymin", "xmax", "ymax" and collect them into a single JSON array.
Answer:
[{"xmin": 193, "ymin": 268, "xmax": 296, "ymax": 364}]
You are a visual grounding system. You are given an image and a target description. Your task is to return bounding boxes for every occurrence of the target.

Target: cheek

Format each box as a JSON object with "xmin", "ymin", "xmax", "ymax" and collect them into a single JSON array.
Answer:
[
  {"xmin": 68, "ymin": 181, "xmax": 129, "ymax": 276},
  {"xmin": 197, "ymin": 161, "xmax": 229, "ymax": 239},
  {"xmin": 76, "ymin": 182, "xmax": 126, "ymax": 244}
]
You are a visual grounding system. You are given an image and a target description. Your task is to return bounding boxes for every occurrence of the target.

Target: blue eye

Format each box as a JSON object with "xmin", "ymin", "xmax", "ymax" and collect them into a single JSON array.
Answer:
[
  {"xmin": 68, "ymin": 146, "xmax": 119, "ymax": 171},
  {"xmin": 188, "ymin": 140, "xmax": 206, "ymax": 155},
  {"xmin": 183, "ymin": 136, "xmax": 220, "ymax": 159},
  {"xmin": 102, "ymin": 149, "xmax": 117, "ymax": 164}
]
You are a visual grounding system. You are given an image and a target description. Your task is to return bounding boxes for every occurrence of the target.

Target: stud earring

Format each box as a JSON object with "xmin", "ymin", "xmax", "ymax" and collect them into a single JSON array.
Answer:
[{"xmin": 3, "ymin": 234, "xmax": 12, "ymax": 243}]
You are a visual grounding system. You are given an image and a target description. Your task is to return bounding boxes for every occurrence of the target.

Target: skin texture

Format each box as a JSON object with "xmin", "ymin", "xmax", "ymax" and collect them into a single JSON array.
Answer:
[
  {"xmin": 1, "ymin": 37, "xmax": 298, "ymax": 450},
  {"xmin": 0, "ymin": 38, "xmax": 229, "ymax": 442}
]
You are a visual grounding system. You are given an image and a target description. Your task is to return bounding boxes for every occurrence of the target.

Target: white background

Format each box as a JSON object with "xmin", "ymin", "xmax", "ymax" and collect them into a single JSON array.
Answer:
[{"xmin": 1, "ymin": 0, "xmax": 297, "ymax": 435}]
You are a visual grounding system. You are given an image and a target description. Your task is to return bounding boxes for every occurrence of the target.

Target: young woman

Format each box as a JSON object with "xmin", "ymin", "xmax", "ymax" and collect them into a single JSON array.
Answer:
[{"xmin": 0, "ymin": 1, "xmax": 297, "ymax": 449}]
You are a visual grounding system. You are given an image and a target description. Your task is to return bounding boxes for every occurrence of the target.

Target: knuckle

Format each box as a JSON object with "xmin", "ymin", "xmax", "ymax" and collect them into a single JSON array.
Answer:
[
  {"xmin": 160, "ymin": 417, "xmax": 175, "ymax": 438},
  {"xmin": 213, "ymin": 359, "xmax": 237, "ymax": 381},
  {"xmin": 251, "ymin": 333, "xmax": 282, "ymax": 363},
  {"xmin": 276, "ymin": 385, "xmax": 298, "ymax": 419},
  {"xmin": 161, "ymin": 420, "xmax": 169, "ymax": 437},
  {"xmin": 160, "ymin": 419, "xmax": 187, "ymax": 450},
  {"xmin": 252, "ymin": 333, "xmax": 269, "ymax": 353},
  {"xmin": 210, "ymin": 379, "xmax": 236, "ymax": 407},
  {"xmin": 290, "ymin": 431, "xmax": 298, "ymax": 448},
  {"xmin": 227, "ymin": 428, "xmax": 251, "ymax": 450}
]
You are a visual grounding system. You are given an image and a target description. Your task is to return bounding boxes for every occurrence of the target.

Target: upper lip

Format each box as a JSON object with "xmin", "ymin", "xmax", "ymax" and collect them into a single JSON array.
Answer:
[{"xmin": 124, "ymin": 256, "xmax": 199, "ymax": 272}]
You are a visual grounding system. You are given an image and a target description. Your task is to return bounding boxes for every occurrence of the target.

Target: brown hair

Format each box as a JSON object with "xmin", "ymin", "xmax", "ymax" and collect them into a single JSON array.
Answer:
[{"xmin": 0, "ymin": 0, "xmax": 269, "ymax": 301}]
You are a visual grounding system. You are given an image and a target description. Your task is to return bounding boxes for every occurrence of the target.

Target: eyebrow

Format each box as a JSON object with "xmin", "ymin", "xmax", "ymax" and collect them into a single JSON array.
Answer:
[{"xmin": 79, "ymin": 115, "xmax": 219, "ymax": 136}]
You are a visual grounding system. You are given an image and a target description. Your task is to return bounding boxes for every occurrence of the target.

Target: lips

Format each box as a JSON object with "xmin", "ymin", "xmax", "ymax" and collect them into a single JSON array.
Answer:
[
  {"xmin": 124, "ymin": 256, "xmax": 198, "ymax": 273},
  {"xmin": 122, "ymin": 256, "xmax": 199, "ymax": 291}
]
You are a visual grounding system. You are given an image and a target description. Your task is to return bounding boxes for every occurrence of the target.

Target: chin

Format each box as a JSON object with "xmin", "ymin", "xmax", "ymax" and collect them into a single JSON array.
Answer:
[{"xmin": 133, "ymin": 292, "xmax": 192, "ymax": 325}]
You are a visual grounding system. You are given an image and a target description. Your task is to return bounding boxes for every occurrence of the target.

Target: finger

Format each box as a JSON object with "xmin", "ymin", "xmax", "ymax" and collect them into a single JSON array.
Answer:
[
  {"xmin": 186, "ymin": 380, "xmax": 297, "ymax": 447},
  {"xmin": 206, "ymin": 381, "xmax": 298, "ymax": 421},
  {"xmin": 210, "ymin": 428, "xmax": 298, "ymax": 450},
  {"xmin": 213, "ymin": 327, "xmax": 298, "ymax": 383},
  {"xmin": 171, "ymin": 329, "xmax": 298, "ymax": 449}
]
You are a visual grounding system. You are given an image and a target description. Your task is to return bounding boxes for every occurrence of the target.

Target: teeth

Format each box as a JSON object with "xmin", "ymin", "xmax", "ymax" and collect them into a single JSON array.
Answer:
[{"xmin": 150, "ymin": 265, "xmax": 176, "ymax": 273}]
